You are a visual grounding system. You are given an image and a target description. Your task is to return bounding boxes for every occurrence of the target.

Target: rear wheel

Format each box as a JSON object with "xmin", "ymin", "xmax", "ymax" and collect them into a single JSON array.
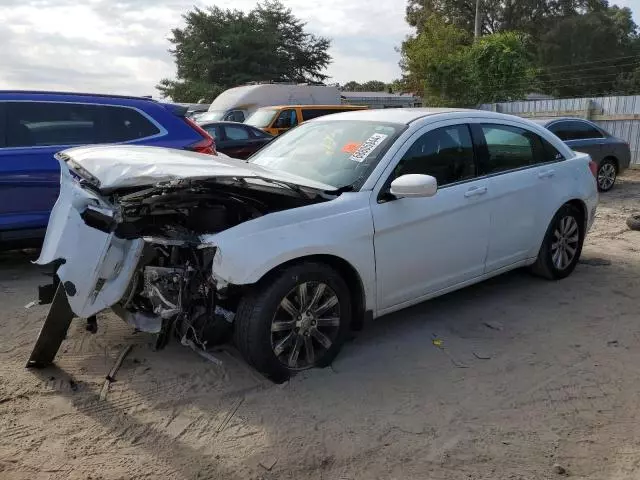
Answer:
[
  {"xmin": 597, "ymin": 158, "xmax": 617, "ymax": 192},
  {"xmin": 531, "ymin": 204, "xmax": 585, "ymax": 280},
  {"xmin": 234, "ymin": 262, "xmax": 351, "ymax": 382}
]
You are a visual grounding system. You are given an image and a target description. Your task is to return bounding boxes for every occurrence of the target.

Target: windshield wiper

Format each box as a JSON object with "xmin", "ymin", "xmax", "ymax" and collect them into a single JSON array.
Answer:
[
  {"xmin": 255, "ymin": 177, "xmax": 309, "ymax": 197},
  {"xmin": 330, "ymin": 184, "xmax": 356, "ymax": 195}
]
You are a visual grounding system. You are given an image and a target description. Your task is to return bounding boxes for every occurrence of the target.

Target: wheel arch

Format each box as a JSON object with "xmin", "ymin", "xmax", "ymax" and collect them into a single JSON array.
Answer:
[
  {"xmin": 564, "ymin": 198, "xmax": 588, "ymax": 229},
  {"xmin": 601, "ymin": 155, "xmax": 619, "ymax": 171},
  {"xmin": 250, "ymin": 254, "xmax": 368, "ymax": 331}
]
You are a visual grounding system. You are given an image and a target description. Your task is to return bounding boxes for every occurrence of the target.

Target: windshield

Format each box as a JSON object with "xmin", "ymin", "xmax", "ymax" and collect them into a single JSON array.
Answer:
[
  {"xmin": 196, "ymin": 111, "xmax": 225, "ymax": 123},
  {"xmin": 245, "ymin": 109, "xmax": 278, "ymax": 128},
  {"xmin": 248, "ymin": 120, "xmax": 404, "ymax": 189}
]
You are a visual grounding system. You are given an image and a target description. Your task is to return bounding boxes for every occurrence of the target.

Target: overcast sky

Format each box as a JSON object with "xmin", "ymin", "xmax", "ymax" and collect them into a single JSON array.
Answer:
[{"xmin": 0, "ymin": 0, "xmax": 638, "ymax": 99}]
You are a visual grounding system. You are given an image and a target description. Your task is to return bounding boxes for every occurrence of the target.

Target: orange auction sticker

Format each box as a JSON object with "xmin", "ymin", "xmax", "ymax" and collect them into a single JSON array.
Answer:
[{"xmin": 341, "ymin": 142, "xmax": 362, "ymax": 154}]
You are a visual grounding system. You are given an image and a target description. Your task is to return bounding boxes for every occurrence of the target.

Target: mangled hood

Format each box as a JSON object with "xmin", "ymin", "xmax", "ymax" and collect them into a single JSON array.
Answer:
[{"xmin": 57, "ymin": 145, "xmax": 336, "ymax": 193}]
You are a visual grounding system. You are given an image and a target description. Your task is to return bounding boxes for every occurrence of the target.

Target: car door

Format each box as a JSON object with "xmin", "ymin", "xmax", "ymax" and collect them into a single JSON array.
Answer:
[
  {"xmin": 475, "ymin": 122, "xmax": 564, "ymax": 272},
  {"xmin": 548, "ymin": 120, "xmax": 604, "ymax": 161},
  {"xmin": 246, "ymin": 126, "xmax": 273, "ymax": 156},
  {"xmin": 371, "ymin": 122, "xmax": 492, "ymax": 311},
  {"xmin": 221, "ymin": 124, "xmax": 254, "ymax": 159},
  {"xmin": 0, "ymin": 101, "xmax": 99, "ymax": 237},
  {"xmin": 272, "ymin": 109, "xmax": 298, "ymax": 136},
  {"xmin": 201, "ymin": 124, "xmax": 224, "ymax": 152}
]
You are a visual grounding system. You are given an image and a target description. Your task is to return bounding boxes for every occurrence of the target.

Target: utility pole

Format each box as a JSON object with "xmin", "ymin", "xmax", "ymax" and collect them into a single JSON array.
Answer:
[{"xmin": 474, "ymin": 0, "xmax": 481, "ymax": 40}]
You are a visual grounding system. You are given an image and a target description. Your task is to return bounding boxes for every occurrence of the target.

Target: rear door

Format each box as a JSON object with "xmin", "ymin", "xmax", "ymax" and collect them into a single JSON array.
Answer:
[
  {"xmin": 474, "ymin": 122, "xmax": 565, "ymax": 272},
  {"xmin": 220, "ymin": 124, "xmax": 254, "ymax": 159}
]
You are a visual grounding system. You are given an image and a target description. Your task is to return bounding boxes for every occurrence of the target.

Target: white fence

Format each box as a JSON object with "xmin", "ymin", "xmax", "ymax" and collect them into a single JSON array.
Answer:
[{"xmin": 479, "ymin": 95, "xmax": 640, "ymax": 165}]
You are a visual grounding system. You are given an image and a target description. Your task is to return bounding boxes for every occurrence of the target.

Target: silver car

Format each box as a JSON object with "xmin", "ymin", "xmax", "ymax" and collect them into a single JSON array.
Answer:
[{"xmin": 534, "ymin": 118, "xmax": 631, "ymax": 192}]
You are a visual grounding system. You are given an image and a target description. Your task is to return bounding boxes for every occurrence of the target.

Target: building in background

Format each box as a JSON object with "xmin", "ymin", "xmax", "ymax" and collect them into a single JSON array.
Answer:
[{"xmin": 340, "ymin": 91, "xmax": 422, "ymax": 109}]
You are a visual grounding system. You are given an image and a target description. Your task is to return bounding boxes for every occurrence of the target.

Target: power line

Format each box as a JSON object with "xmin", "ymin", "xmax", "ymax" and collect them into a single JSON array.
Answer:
[{"xmin": 541, "ymin": 54, "xmax": 640, "ymax": 71}]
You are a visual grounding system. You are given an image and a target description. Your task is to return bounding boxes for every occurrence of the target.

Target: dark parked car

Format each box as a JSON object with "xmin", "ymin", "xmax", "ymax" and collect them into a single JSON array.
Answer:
[
  {"xmin": 0, "ymin": 91, "xmax": 215, "ymax": 245},
  {"xmin": 198, "ymin": 121, "xmax": 273, "ymax": 159},
  {"xmin": 534, "ymin": 118, "xmax": 631, "ymax": 192}
]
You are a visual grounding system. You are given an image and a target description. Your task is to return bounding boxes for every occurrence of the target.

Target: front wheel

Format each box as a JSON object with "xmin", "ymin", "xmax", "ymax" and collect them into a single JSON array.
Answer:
[
  {"xmin": 531, "ymin": 204, "xmax": 585, "ymax": 280},
  {"xmin": 233, "ymin": 262, "xmax": 351, "ymax": 382},
  {"xmin": 597, "ymin": 158, "xmax": 617, "ymax": 192}
]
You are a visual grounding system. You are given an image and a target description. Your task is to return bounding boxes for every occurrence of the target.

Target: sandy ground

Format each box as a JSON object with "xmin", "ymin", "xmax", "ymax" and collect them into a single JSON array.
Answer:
[{"xmin": 1, "ymin": 171, "xmax": 639, "ymax": 480}]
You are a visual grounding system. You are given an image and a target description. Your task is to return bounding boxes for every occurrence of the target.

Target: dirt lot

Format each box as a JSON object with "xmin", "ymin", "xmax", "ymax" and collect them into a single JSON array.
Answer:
[{"xmin": 1, "ymin": 171, "xmax": 639, "ymax": 480}]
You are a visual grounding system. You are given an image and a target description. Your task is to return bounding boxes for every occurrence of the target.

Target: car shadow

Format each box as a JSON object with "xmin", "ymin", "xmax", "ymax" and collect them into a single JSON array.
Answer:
[{"xmin": 27, "ymin": 365, "xmax": 247, "ymax": 479}]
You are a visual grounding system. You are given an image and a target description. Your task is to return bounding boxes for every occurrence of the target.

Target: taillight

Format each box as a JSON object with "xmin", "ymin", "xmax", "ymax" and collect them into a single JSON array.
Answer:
[
  {"xmin": 589, "ymin": 160, "xmax": 598, "ymax": 179},
  {"xmin": 183, "ymin": 117, "xmax": 217, "ymax": 155}
]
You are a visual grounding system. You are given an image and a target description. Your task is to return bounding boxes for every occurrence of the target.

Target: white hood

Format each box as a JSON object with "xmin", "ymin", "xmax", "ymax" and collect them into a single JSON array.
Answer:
[{"xmin": 57, "ymin": 145, "xmax": 336, "ymax": 192}]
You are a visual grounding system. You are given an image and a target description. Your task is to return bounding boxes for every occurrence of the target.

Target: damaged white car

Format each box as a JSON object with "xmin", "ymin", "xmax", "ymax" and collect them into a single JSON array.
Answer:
[{"xmin": 27, "ymin": 109, "xmax": 598, "ymax": 381}]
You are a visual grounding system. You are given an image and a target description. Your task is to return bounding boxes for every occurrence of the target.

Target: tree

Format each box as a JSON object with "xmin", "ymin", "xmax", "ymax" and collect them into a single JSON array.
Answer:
[
  {"xmin": 340, "ymin": 80, "xmax": 389, "ymax": 92},
  {"xmin": 405, "ymin": 0, "xmax": 607, "ymax": 37},
  {"xmin": 401, "ymin": 18, "xmax": 536, "ymax": 106},
  {"xmin": 536, "ymin": 7, "xmax": 638, "ymax": 96},
  {"xmin": 157, "ymin": 0, "xmax": 331, "ymax": 102}
]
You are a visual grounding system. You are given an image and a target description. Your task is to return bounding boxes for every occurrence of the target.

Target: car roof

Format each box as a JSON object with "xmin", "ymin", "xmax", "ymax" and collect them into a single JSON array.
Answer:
[
  {"xmin": 532, "ymin": 117, "xmax": 593, "ymax": 126},
  {"xmin": 310, "ymin": 107, "xmax": 522, "ymax": 125},
  {"xmin": 257, "ymin": 104, "xmax": 367, "ymax": 109},
  {"xmin": 0, "ymin": 90, "xmax": 157, "ymax": 102},
  {"xmin": 198, "ymin": 121, "xmax": 256, "ymax": 127}
]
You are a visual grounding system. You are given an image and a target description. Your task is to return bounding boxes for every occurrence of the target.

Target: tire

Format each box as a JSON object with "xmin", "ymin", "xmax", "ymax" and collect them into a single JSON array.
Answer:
[
  {"xmin": 597, "ymin": 158, "xmax": 618, "ymax": 192},
  {"xmin": 627, "ymin": 214, "xmax": 640, "ymax": 231},
  {"xmin": 531, "ymin": 204, "xmax": 585, "ymax": 280},
  {"xmin": 233, "ymin": 262, "xmax": 352, "ymax": 382}
]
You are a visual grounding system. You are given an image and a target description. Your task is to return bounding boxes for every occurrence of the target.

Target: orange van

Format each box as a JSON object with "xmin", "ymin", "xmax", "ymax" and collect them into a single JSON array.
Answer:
[{"xmin": 245, "ymin": 104, "xmax": 368, "ymax": 136}]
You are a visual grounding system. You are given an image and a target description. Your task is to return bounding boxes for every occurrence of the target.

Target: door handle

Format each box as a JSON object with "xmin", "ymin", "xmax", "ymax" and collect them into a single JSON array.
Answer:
[
  {"xmin": 538, "ymin": 169, "xmax": 556, "ymax": 179},
  {"xmin": 464, "ymin": 186, "xmax": 488, "ymax": 198}
]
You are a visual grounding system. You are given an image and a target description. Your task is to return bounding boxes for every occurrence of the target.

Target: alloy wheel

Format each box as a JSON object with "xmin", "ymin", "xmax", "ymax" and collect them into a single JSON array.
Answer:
[
  {"xmin": 270, "ymin": 281, "xmax": 341, "ymax": 369},
  {"xmin": 551, "ymin": 216, "xmax": 580, "ymax": 270},
  {"xmin": 598, "ymin": 163, "xmax": 616, "ymax": 191}
]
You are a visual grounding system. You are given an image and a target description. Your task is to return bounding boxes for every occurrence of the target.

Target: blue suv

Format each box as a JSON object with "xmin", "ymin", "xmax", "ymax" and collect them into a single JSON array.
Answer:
[{"xmin": 0, "ymin": 91, "xmax": 215, "ymax": 244}]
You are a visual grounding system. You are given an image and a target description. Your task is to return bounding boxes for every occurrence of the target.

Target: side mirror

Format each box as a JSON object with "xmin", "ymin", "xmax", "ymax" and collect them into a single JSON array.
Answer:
[{"xmin": 390, "ymin": 174, "xmax": 438, "ymax": 198}]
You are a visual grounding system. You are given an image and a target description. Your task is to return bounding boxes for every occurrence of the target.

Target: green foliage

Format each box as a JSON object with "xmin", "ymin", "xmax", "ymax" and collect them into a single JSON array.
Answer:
[
  {"xmin": 341, "ymin": 80, "xmax": 389, "ymax": 92},
  {"xmin": 405, "ymin": 0, "xmax": 608, "ymax": 36},
  {"xmin": 401, "ymin": 18, "xmax": 535, "ymax": 106},
  {"xmin": 537, "ymin": 7, "xmax": 638, "ymax": 96},
  {"xmin": 156, "ymin": 79, "xmax": 225, "ymax": 105},
  {"xmin": 403, "ymin": 0, "xmax": 639, "ymax": 100},
  {"xmin": 157, "ymin": 0, "xmax": 331, "ymax": 102}
]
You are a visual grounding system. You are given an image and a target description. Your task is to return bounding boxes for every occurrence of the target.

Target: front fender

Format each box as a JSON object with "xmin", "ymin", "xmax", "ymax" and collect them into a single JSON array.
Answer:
[{"xmin": 207, "ymin": 194, "xmax": 377, "ymax": 313}]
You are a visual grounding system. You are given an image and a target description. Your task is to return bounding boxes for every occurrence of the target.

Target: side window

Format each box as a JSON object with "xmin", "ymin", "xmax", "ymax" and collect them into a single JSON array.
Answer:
[
  {"xmin": 224, "ymin": 125, "xmax": 250, "ymax": 141},
  {"xmin": 224, "ymin": 110, "xmax": 245, "ymax": 122},
  {"xmin": 203, "ymin": 125, "xmax": 222, "ymax": 141},
  {"xmin": 480, "ymin": 124, "xmax": 539, "ymax": 174},
  {"xmin": 0, "ymin": 103, "xmax": 5, "ymax": 147},
  {"xmin": 6, "ymin": 102, "xmax": 99, "ymax": 147},
  {"xmin": 393, "ymin": 124, "xmax": 476, "ymax": 187},
  {"xmin": 274, "ymin": 109, "xmax": 298, "ymax": 129},
  {"xmin": 4, "ymin": 102, "xmax": 160, "ymax": 147},
  {"xmin": 540, "ymin": 137, "xmax": 565, "ymax": 163},
  {"xmin": 249, "ymin": 127, "xmax": 270, "ymax": 138},
  {"xmin": 301, "ymin": 109, "xmax": 334, "ymax": 121},
  {"xmin": 550, "ymin": 121, "xmax": 603, "ymax": 141},
  {"xmin": 103, "ymin": 106, "xmax": 160, "ymax": 142}
]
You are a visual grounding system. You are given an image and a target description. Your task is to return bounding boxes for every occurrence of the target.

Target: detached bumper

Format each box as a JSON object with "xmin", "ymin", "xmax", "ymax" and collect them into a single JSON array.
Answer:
[{"xmin": 26, "ymin": 284, "xmax": 75, "ymax": 369}]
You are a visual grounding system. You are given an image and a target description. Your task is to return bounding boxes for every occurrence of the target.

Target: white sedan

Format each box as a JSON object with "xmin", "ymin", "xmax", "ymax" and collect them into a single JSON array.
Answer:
[{"xmin": 29, "ymin": 108, "xmax": 598, "ymax": 381}]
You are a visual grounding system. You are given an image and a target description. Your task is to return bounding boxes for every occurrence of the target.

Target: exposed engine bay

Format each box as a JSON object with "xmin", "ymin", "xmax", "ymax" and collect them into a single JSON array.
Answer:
[{"xmin": 96, "ymin": 179, "xmax": 327, "ymax": 350}]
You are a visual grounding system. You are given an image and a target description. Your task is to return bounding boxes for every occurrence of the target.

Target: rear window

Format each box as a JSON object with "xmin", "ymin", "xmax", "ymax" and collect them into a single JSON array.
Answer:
[
  {"xmin": 3, "ymin": 101, "xmax": 160, "ymax": 148},
  {"xmin": 548, "ymin": 121, "xmax": 604, "ymax": 141}
]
